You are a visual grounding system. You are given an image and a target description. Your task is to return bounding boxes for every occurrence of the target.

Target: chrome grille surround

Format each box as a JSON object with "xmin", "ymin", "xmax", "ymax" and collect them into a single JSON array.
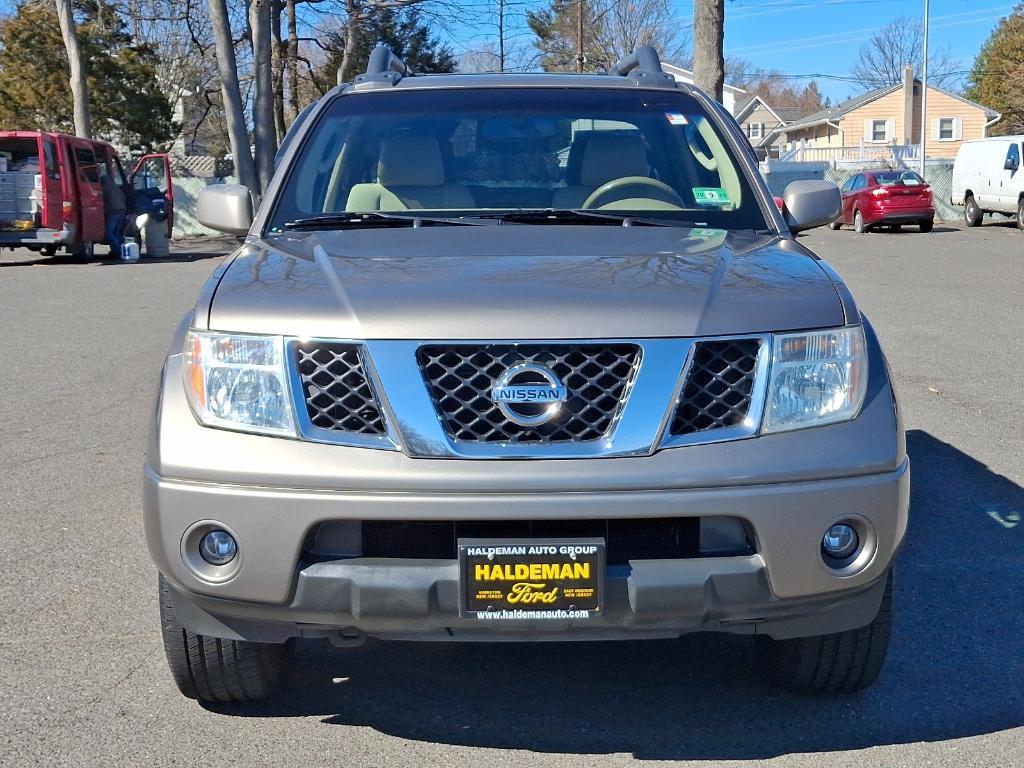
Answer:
[
  {"xmin": 288, "ymin": 340, "xmax": 398, "ymax": 449},
  {"xmin": 416, "ymin": 343, "xmax": 642, "ymax": 443},
  {"xmin": 282, "ymin": 337, "xmax": 771, "ymax": 458},
  {"xmin": 670, "ymin": 338, "xmax": 764, "ymax": 436},
  {"xmin": 659, "ymin": 335, "xmax": 771, "ymax": 450}
]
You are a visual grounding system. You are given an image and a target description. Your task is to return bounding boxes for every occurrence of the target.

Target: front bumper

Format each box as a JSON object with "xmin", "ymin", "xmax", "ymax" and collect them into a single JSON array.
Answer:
[{"xmin": 147, "ymin": 458, "xmax": 908, "ymax": 642}]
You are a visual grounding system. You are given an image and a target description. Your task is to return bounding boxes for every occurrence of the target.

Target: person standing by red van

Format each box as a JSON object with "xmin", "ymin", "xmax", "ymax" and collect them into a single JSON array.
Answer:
[{"xmin": 100, "ymin": 163, "xmax": 127, "ymax": 256}]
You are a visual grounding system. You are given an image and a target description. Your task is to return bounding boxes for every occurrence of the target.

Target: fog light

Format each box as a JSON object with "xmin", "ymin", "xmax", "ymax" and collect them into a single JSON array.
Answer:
[
  {"xmin": 199, "ymin": 530, "xmax": 237, "ymax": 565},
  {"xmin": 822, "ymin": 524, "xmax": 859, "ymax": 560}
]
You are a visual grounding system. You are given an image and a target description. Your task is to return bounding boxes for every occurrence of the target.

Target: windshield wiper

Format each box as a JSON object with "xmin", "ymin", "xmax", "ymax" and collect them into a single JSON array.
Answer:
[
  {"xmin": 283, "ymin": 212, "xmax": 481, "ymax": 231},
  {"xmin": 475, "ymin": 209, "xmax": 687, "ymax": 227}
]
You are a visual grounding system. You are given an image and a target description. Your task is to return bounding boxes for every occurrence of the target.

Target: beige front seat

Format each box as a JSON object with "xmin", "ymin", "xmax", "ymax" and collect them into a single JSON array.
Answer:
[
  {"xmin": 346, "ymin": 137, "xmax": 475, "ymax": 211},
  {"xmin": 552, "ymin": 133, "xmax": 650, "ymax": 209}
]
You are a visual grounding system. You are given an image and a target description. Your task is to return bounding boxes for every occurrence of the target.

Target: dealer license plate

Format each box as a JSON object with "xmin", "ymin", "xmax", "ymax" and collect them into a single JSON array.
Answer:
[{"xmin": 458, "ymin": 538, "xmax": 604, "ymax": 620}]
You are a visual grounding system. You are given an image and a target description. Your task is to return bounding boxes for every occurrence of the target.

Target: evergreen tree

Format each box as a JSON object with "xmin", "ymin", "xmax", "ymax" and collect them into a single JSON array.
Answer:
[
  {"xmin": 315, "ymin": 8, "xmax": 456, "ymax": 92},
  {"xmin": 965, "ymin": 3, "xmax": 1024, "ymax": 135},
  {"xmin": 0, "ymin": 2, "xmax": 173, "ymax": 152}
]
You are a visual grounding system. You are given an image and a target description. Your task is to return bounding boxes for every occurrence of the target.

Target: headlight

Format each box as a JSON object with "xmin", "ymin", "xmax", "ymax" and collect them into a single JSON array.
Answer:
[
  {"xmin": 183, "ymin": 331, "xmax": 295, "ymax": 436},
  {"xmin": 762, "ymin": 325, "xmax": 868, "ymax": 433}
]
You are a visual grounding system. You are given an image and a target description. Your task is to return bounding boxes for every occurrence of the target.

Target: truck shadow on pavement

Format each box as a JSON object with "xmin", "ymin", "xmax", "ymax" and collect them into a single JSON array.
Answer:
[{"xmin": 216, "ymin": 429, "xmax": 1023, "ymax": 760}]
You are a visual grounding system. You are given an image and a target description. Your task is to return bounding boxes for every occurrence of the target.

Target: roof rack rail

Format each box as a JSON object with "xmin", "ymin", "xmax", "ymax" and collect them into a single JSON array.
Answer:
[
  {"xmin": 612, "ymin": 45, "xmax": 676, "ymax": 88},
  {"xmin": 354, "ymin": 45, "xmax": 413, "ymax": 86}
]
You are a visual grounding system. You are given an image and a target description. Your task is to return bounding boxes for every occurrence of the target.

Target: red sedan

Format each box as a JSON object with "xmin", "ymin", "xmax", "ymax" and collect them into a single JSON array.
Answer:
[{"xmin": 831, "ymin": 169, "xmax": 934, "ymax": 234}]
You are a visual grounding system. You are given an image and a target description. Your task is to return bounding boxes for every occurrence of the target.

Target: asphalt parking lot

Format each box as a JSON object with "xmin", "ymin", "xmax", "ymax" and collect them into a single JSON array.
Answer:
[{"xmin": 1, "ymin": 222, "xmax": 1021, "ymax": 767}]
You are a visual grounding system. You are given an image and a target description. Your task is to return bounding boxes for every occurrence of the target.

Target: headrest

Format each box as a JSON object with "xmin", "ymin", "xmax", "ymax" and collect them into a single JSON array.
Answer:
[
  {"xmin": 378, "ymin": 137, "xmax": 445, "ymax": 187},
  {"xmin": 578, "ymin": 133, "xmax": 649, "ymax": 187}
]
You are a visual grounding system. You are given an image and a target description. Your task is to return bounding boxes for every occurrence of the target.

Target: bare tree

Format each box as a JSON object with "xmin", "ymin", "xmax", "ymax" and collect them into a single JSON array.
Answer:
[
  {"xmin": 286, "ymin": 0, "xmax": 300, "ymax": 120},
  {"xmin": 250, "ymin": 0, "xmax": 278, "ymax": 192},
  {"xmin": 593, "ymin": 0, "xmax": 690, "ymax": 68},
  {"xmin": 693, "ymin": 0, "xmax": 724, "ymax": 99},
  {"xmin": 54, "ymin": 0, "xmax": 92, "ymax": 137},
  {"xmin": 529, "ymin": 0, "xmax": 689, "ymax": 72},
  {"xmin": 272, "ymin": 0, "xmax": 287, "ymax": 143},
  {"xmin": 208, "ymin": 0, "xmax": 258, "ymax": 190},
  {"xmin": 852, "ymin": 16, "xmax": 961, "ymax": 91}
]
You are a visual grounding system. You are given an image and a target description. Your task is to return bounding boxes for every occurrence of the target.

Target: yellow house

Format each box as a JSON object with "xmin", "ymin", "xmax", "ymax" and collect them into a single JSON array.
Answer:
[{"xmin": 782, "ymin": 65, "xmax": 1000, "ymax": 160}]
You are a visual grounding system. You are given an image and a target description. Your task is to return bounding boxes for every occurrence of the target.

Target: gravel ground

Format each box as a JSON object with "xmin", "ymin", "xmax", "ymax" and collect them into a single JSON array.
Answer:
[{"xmin": 1, "ymin": 223, "xmax": 1021, "ymax": 767}]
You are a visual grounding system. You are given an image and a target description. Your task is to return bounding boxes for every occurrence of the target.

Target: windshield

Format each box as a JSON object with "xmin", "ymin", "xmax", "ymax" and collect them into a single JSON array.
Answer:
[
  {"xmin": 268, "ymin": 87, "xmax": 767, "ymax": 231},
  {"xmin": 874, "ymin": 170, "xmax": 924, "ymax": 186}
]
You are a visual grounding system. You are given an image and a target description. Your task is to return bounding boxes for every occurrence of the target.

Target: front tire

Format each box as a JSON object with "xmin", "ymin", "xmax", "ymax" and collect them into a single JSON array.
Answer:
[
  {"xmin": 1017, "ymin": 198, "xmax": 1024, "ymax": 230},
  {"xmin": 853, "ymin": 210, "xmax": 867, "ymax": 234},
  {"xmin": 158, "ymin": 575, "xmax": 291, "ymax": 703},
  {"xmin": 757, "ymin": 572, "xmax": 893, "ymax": 694},
  {"xmin": 964, "ymin": 195, "xmax": 983, "ymax": 227}
]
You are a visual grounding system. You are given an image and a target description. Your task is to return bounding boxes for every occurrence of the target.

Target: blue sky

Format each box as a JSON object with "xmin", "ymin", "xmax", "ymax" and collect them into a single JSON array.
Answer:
[
  {"xmin": 445, "ymin": 0, "xmax": 1016, "ymax": 102},
  {"xmin": 713, "ymin": 0, "xmax": 1016, "ymax": 101},
  {"xmin": 0, "ymin": 0, "xmax": 1010, "ymax": 104}
]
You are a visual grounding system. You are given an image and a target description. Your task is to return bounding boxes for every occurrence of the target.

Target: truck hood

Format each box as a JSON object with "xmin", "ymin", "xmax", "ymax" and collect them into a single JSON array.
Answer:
[{"xmin": 206, "ymin": 227, "xmax": 847, "ymax": 339}]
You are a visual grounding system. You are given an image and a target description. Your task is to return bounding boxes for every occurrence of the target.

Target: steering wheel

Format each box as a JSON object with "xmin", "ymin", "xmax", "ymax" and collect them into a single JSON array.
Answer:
[{"xmin": 581, "ymin": 176, "xmax": 686, "ymax": 210}]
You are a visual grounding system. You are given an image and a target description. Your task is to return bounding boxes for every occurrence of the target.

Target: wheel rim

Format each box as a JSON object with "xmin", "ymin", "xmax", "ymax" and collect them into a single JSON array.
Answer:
[{"xmin": 855, "ymin": 212, "xmax": 863, "ymax": 231}]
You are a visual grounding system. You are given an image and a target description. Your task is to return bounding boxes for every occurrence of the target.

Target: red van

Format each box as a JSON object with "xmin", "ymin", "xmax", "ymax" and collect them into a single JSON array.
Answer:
[{"xmin": 0, "ymin": 131, "xmax": 173, "ymax": 258}]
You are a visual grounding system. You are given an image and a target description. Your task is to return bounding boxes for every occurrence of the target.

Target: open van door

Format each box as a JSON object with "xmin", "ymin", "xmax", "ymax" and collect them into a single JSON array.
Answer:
[{"xmin": 131, "ymin": 154, "xmax": 174, "ymax": 237}]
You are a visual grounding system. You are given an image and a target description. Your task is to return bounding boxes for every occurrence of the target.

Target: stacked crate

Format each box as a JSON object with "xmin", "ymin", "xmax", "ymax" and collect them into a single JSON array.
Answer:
[{"xmin": 0, "ymin": 172, "xmax": 42, "ymax": 229}]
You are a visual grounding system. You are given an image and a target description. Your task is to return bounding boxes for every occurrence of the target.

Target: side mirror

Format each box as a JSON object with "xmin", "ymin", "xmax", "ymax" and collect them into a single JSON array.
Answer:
[
  {"xmin": 198, "ymin": 184, "xmax": 254, "ymax": 236},
  {"xmin": 1004, "ymin": 156, "xmax": 1018, "ymax": 171},
  {"xmin": 781, "ymin": 180, "xmax": 842, "ymax": 233}
]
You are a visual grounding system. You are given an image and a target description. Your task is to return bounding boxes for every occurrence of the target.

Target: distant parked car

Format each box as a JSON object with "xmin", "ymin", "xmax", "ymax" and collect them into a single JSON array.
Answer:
[
  {"xmin": 830, "ymin": 169, "xmax": 934, "ymax": 234},
  {"xmin": 951, "ymin": 136, "xmax": 1024, "ymax": 229}
]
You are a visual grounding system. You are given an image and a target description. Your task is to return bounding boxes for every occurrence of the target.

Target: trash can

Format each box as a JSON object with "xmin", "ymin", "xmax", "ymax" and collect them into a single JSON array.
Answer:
[
  {"xmin": 143, "ymin": 215, "xmax": 169, "ymax": 258},
  {"xmin": 136, "ymin": 199, "xmax": 170, "ymax": 258}
]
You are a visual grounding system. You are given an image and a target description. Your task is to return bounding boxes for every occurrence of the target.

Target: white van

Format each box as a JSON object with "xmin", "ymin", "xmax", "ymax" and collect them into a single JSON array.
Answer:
[{"xmin": 951, "ymin": 136, "xmax": 1024, "ymax": 229}]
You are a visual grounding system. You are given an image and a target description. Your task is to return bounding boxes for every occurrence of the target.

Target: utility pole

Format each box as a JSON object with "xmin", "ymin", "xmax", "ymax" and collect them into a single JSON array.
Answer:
[
  {"xmin": 498, "ymin": 0, "xmax": 505, "ymax": 72},
  {"xmin": 919, "ymin": 0, "xmax": 930, "ymax": 177},
  {"xmin": 576, "ymin": 0, "xmax": 585, "ymax": 72}
]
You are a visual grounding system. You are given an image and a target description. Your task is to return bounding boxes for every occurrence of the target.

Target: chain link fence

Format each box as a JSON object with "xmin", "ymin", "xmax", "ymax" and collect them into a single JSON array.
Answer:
[
  {"xmin": 760, "ymin": 161, "xmax": 959, "ymax": 222},
  {"xmin": 171, "ymin": 176, "xmax": 238, "ymax": 238}
]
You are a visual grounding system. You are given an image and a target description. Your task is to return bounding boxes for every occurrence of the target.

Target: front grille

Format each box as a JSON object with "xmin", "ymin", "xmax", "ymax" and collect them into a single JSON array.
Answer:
[
  {"xmin": 670, "ymin": 338, "xmax": 763, "ymax": 436},
  {"xmin": 303, "ymin": 517, "xmax": 756, "ymax": 564},
  {"xmin": 295, "ymin": 342, "xmax": 387, "ymax": 436},
  {"xmin": 416, "ymin": 344, "xmax": 641, "ymax": 443}
]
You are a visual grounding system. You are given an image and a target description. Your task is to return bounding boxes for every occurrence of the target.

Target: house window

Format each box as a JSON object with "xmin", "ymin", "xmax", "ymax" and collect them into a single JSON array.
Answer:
[
  {"xmin": 748, "ymin": 122, "xmax": 763, "ymax": 140},
  {"xmin": 939, "ymin": 117, "xmax": 955, "ymax": 140},
  {"xmin": 871, "ymin": 120, "xmax": 888, "ymax": 142}
]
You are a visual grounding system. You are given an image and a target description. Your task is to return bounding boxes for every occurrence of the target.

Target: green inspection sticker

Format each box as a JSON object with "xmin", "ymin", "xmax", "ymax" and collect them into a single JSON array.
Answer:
[{"xmin": 692, "ymin": 187, "xmax": 731, "ymax": 206}]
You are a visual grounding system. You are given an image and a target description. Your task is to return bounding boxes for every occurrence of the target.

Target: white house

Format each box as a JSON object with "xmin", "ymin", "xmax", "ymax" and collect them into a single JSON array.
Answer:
[{"xmin": 661, "ymin": 63, "xmax": 746, "ymax": 115}]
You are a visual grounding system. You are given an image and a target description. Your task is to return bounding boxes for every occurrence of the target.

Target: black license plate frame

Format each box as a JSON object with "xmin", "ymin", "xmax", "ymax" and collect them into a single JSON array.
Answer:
[{"xmin": 457, "ymin": 537, "xmax": 605, "ymax": 620}]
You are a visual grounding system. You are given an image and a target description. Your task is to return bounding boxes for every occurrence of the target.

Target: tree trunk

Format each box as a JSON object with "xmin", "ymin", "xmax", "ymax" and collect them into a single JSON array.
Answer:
[
  {"xmin": 693, "ymin": 0, "xmax": 724, "ymax": 101},
  {"xmin": 250, "ymin": 0, "xmax": 278, "ymax": 193},
  {"xmin": 54, "ymin": 0, "xmax": 91, "ymax": 138},
  {"xmin": 271, "ymin": 0, "xmax": 287, "ymax": 143},
  {"xmin": 208, "ymin": 0, "xmax": 258, "ymax": 192},
  {"xmin": 286, "ymin": 0, "xmax": 300, "ymax": 120},
  {"xmin": 338, "ymin": 0, "xmax": 360, "ymax": 86}
]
